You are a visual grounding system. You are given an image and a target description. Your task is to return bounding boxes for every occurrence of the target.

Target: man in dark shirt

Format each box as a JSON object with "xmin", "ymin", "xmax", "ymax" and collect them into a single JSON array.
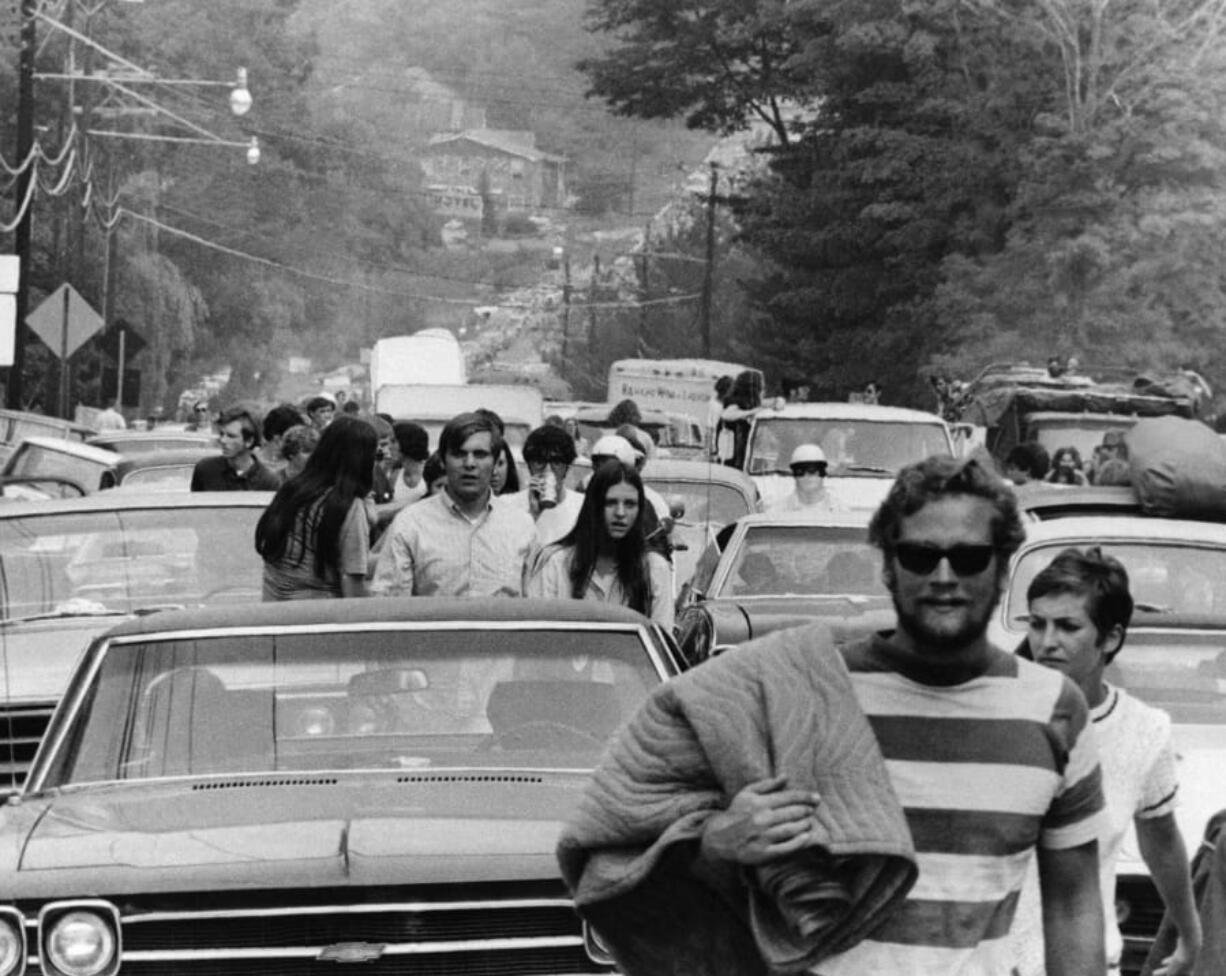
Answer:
[{"xmin": 190, "ymin": 405, "xmax": 282, "ymax": 492}]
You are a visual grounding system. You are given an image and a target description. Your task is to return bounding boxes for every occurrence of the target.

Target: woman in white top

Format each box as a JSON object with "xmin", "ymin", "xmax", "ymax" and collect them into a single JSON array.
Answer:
[{"xmin": 528, "ymin": 459, "xmax": 673, "ymax": 630}]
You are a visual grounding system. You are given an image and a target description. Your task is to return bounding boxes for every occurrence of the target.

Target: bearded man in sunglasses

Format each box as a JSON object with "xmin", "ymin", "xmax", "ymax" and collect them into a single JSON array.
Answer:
[{"xmin": 693, "ymin": 455, "xmax": 1108, "ymax": 975}]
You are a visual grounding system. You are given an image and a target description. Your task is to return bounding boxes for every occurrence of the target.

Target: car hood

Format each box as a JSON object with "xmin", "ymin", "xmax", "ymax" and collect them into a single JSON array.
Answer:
[
  {"xmin": 7, "ymin": 771, "xmax": 589, "ymax": 897},
  {"xmin": 1117, "ymin": 722, "xmax": 1226, "ymax": 873},
  {"xmin": 0, "ymin": 616, "xmax": 124, "ymax": 702}
]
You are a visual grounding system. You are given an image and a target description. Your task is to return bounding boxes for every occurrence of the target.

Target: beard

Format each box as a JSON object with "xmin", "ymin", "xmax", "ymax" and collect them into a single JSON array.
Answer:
[{"xmin": 891, "ymin": 589, "xmax": 998, "ymax": 653}]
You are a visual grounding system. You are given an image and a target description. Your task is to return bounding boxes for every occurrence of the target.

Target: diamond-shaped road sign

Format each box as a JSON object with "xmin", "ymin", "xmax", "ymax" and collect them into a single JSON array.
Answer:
[{"xmin": 26, "ymin": 283, "xmax": 104, "ymax": 361}]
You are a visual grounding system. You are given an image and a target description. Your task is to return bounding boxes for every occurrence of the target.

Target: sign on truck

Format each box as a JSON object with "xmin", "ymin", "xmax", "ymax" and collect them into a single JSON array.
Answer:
[{"xmin": 607, "ymin": 359, "xmax": 763, "ymax": 429}]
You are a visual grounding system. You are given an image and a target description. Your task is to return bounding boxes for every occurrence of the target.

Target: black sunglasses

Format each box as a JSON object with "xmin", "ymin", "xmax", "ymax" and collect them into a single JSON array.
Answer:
[
  {"xmin": 791, "ymin": 462, "xmax": 827, "ymax": 477},
  {"xmin": 894, "ymin": 543, "xmax": 995, "ymax": 576}
]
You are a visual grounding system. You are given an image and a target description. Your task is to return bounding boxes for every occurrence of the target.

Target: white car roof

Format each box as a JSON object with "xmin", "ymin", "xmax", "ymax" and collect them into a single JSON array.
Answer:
[
  {"xmin": 754, "ymin": 402, "xmax": 949, "ymax": 424},
  {"xmin": 1021, "ymin": 515, "xmax": 1226, "ymax": 546}
]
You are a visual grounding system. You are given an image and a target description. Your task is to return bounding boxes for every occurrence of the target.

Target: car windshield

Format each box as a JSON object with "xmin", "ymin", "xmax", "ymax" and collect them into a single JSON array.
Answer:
[
  {"xmin": 721, "ymin": 524, "xmax": 882, "ymax": 598},
  {"xmin": 1008, "ymin": 542, "xmax": 1226, "ymax": 724},
  {"xmin": 5, "ymin": 444, "xmax": 110, "ymax": 489},
  {"xmin": 647, "ymin": 480, "xmax": 750, "ymax": 527},
  {"xmin": 0, "ymin": 507, "xmax": 265, "ymax": 620},
  {"xmin": 92, "ymin": 436, "xmax": 214, "ymax": 455},
  {"xmin": 42, "ymin": 627, "xmax": 659, "ymax": 786},
  {"xmin": 746, "ymin": 419, "xmax": 951, "ymax": 476}
]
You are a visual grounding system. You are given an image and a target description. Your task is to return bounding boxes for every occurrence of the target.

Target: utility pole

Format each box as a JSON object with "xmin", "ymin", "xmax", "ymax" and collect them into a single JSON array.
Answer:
[
  {"xmin": 699, "ymin": 162, "xmax": 719, "ymax": 359},
  {"xmin": 637, "ymin": 223, "xmax": 650, "ymax": 357},
  {"xmin": 560, "ymin": 251, "xmax": 572, "ymax": 365},
  {"xmin": 9, "ymin": 0, "xmax": 36, "ymax": 409}
]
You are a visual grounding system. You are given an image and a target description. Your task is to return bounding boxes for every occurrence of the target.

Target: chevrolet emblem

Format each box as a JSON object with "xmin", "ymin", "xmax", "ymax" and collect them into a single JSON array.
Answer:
[{"xmin": 317, "ymin": 942, "xmax": 388, "ymax": 963}]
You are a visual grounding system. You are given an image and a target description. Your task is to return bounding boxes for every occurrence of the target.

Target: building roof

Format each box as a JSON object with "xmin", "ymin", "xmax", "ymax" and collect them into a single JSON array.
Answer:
[{"xmin": 425, "ymin": 129, "xmax": 567, "ymax": 164}]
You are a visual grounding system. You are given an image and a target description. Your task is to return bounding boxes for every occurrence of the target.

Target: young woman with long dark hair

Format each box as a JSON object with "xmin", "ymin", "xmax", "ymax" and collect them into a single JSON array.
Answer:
[
  {"xmin": 255, "ymin": 414, "xmax": 377, "ymax": 600},
  {"xmin": 527, "ymin": 460, "xmax": 673, "ymax": 628}
]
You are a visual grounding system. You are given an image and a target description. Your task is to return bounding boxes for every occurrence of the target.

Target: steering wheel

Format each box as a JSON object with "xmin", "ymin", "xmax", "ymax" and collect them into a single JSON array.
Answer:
[{"xmin": 490, "ymin": 720, "xmax": 606, "ymax": 750}]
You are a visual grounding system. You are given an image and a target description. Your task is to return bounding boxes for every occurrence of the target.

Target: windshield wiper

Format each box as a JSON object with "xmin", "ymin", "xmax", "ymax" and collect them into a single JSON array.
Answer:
[
  {"xmin": 0, "ymin": 605, "xmax": 127, "ymax": 627},
  {"xmin": 840, "ymin": 464, "xmax": 893, "ymax": 475},
  {"xmin": 1134, "ymin": 602, "xmax": 1174, "ymax": 614}
]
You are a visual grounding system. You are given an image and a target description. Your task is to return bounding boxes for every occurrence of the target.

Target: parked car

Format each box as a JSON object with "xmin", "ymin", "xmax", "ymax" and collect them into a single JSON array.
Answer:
[
  {"xmin": 86, "ymin": 429, "xmax": 218, "ymax": 455},
  {"xmin": 1, "ymin": 436, "xmax": 220, "ymax": 496},
  {"xmin": 988, "ymin": 507, "xmax": 1226, "ymax": 973},
  {"xmin": 741, "ymin": 402, "xmax": 956, "ymax": 511},
  {"xmin": 0, "ymin": 491, "xmax": 273, "ymax": 792},
  {"xmin": 674, "ymin": 511, "xmax": 889, "ymax": 665},
  {"xmin": 0, "ymin": 598, "xmax": 679, "ymax": 975},
  {"xmin": 571, "ymin": 403, "xmax": 705, "ymax": 455},
  {"xmin": 0, "ymin": 409, "xmax": 94, "ymax": 469}
]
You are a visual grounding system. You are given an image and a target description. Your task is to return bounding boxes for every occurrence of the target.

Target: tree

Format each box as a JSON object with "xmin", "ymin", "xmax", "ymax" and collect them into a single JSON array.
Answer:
[
  {"xmin": 578, "ymin": 0, "xmax": 824, "ymax": 143},
  {"xmin": 934, "ymin": 0, "xmax": 1226, "ymax": 388}
]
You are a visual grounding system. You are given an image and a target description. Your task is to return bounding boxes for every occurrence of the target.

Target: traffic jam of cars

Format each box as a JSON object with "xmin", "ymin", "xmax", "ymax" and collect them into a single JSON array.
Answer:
[{"xmin": 0, "ymin": 364, "xmax": 1223, "ymax": 976}]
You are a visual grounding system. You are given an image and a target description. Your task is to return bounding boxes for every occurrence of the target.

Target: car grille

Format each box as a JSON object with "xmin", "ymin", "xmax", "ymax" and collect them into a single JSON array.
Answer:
[
  {"xmin": 23, "ymin": 886, "xmax": 613, "ymax": 976},
  {"xmin": 0, "ymin": 701, "xmax": 55, "ymax": 792}
]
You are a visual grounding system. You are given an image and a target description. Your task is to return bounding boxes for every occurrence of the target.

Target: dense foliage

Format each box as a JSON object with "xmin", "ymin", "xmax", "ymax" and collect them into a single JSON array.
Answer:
[{"xmin": 582, "ymin": 0, "xmax": 1226, "ymax": 408}]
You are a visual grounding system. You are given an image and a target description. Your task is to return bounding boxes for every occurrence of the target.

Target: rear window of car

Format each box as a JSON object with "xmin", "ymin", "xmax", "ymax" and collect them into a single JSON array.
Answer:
[
  {"xmin": 45, "ymin": 627, "xmax": 659, "ymax": 786},
  {"xmin": 648, "ymin": 481, "xmax": 749, "ymax": 527},
  {"xmin": 0, "ymin": 507, "xmax": 265, "ymax": 620}
]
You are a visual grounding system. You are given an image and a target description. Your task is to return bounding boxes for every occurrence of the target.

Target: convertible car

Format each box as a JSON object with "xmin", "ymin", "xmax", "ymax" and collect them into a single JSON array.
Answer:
[{"xmin": 0, "ymin": 598, "xmax": 679, "ymax": 976}]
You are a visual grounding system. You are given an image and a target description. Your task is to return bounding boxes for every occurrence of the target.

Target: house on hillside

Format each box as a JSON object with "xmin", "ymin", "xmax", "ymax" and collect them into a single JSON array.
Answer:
[{"xmin": 420, "ymin": 129, "xmax": 567, "ymax": 213}]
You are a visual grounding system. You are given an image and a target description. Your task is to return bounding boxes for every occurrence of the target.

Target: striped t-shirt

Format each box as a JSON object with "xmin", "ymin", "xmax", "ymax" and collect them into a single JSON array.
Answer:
[{"xmin": 814, "ymin": 633, "xmax": 1105, "ymax": 976}]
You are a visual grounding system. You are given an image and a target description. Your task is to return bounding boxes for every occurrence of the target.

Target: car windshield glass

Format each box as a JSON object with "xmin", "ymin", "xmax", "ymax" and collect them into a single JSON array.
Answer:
[
  {"xmin": 648, "ymin": 480, "xmax": 748, "ymax": 527},
  {"xmin": 6, "ymin": 444, "xmax": 109, "ymax": 488},
  {"xmin": 0, "ymin": 507, "xmax": 265, "ymax": 620},
  {"xmin": 722, "ymin": 524, "xmax": 881, "ymax": 598},
  {"xmin": 45, "ymin": 627, "xmax": 658, "ymax": 786},
  {"xmin": 746, "ymin": 419, "xmax": 951, "ymax": 476},
  {"xmin": 93, "ymin": 437, "xmax": 213, "ymax": 455}
]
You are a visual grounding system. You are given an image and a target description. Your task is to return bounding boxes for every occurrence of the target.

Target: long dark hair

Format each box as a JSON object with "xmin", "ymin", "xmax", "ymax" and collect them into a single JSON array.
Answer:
[
  {"xmin": 255, "ymin": 414, "xmax": 377, "ymax": 577},
  {"xmin": 558, "ymin": 460, "xmax": 652, "ymax": 616}
]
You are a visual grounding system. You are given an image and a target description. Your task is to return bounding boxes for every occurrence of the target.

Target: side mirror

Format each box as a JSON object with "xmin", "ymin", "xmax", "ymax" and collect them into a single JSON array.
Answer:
[{"xmin": 667, "ymin": 495, "xmax": 687, "ymax": 520}]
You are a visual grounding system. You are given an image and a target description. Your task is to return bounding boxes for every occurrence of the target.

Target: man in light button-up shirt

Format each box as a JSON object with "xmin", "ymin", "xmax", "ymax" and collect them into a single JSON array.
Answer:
[{"xmin": 372, "ymin": 412, "xmax": 534, "ymax": 597}]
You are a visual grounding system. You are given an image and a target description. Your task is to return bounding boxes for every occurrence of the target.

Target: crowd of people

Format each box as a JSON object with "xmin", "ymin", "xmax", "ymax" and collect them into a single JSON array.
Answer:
[
  {"xmin": 177, "ymin": 390, "xmax": 1221, "ymax": 975},
  {"xmin": 1003, "ymin": 428, "xmax": 1134, "ymax": 488}
]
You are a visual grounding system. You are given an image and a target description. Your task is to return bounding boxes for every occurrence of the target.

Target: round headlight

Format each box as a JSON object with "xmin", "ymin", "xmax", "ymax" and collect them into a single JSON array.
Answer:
[
  {"xmin": 46, "ymin": 912, "xmax": 115, "ymax": 976},
  {"xmin": 295, "ymin": 706, "xmax": 336, "ymax": 737},
  {"xmin": 0, "ymin": 916, "xmax": 23, "ymax": 976}
]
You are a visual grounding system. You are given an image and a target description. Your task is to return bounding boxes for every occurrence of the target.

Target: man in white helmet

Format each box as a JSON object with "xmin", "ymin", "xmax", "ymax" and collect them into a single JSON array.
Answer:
[{"xmin": 768, "ymin": 443, "xmax": 847, "ymax": 513}]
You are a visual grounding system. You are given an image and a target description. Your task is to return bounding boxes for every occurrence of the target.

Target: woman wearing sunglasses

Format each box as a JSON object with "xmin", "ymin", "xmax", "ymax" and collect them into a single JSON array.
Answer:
[
  {"xmin": 527, "ymin": 459, "xmax": 673, "ymax": 629},
  {"xmin": 768, "ymin": 443, "xmax": 847, "ymax": 513}
]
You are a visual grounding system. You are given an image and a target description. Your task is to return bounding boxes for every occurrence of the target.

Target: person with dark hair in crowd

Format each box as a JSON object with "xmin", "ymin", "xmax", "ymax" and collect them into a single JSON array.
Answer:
[
  {"xmin": 607, "ymin": 398, "xmax": 643, "ymax": 430},
  {"xmin": 369, "ymin": 415, "xmax": 397, "ymax": 506},
  {"xmin": 255, "ymin": 414, "xmax": 376, "ymax": 601},
  {"xmin": 528, "ymin": 460, "xmax": 672, "ymax": 629},
  {"xmin": 258, "ymin": 403, "xmax": 306, "ymax": 476},
  {"xmin": 561, "ymin": 455, "xmax": 1106, "ymax": 976},
  {"xmin": 280, "ymin": 424, "xmax": 319, "ymax": 481},
  {"xmin": 342, "ymin": 399, "xmax": 360, "ymax": 415},
  {"xmin": 185, "ymin": 399, "xmax": 212, "ymax": 431},
  {"xmin": 421, "ymin": 452, "xmax": 447, "ymax": 498},
  {"xmin": 1003, "ymin": 441, "xmax": 1051, "ymax": 486},
  {"xmin": 1045, "ymin": 446, "xmax": 1090, "ymax": 486},
  {"xmin": 391, "ymin": 421, "xmax": 430, "ymax": 505},
  {"xmin": 780, "ymin": 376, "xmax": 811, "ymax": 403},
  {"xmin": 1011, "ymin": 547, "xmax": 1199, "ymax": 976},
  {"xmin": 708, "ymin": 375, "xmax": 733, "ymax": 456},
  {"xmin": 191, "ymin": 405, "xmax": 282, "ymax": 492},
  {"xmin": 500, "ymin": 423, "xmax": 584, "ymax": 547},
  {"xmin": 719, "ymin": 370, "xmax": 767, "ymax": 468},
  {"xmin": 305, "ymin": 395, "xmax": 336, "ymax": 431},
  {"xmin": 491, "ymin": 440, "xmax": 521, "ymax": 496},
  {"xmin": 371, "ymin": 412, "xmax": 534, "ymax": 597}
]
